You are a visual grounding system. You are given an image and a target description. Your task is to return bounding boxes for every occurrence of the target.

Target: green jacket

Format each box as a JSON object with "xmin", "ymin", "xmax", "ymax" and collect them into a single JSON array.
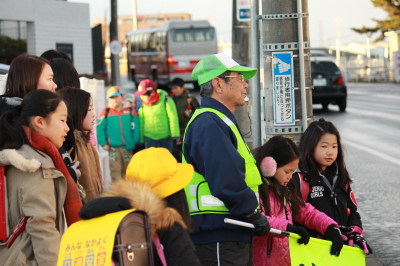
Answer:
[
  {"xmin": 139, "ymin": 90, "xmax": 180, "ymax": 142},
  {"xmin": 97, "ymin": 106, "xmax": 140, "ymax": 150}
]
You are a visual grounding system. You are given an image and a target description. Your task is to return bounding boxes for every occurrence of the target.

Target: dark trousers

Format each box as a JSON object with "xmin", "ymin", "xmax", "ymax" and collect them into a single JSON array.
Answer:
[
  {"xmin": 195, "ymin": 242, "xmax": 252, "ymax": 266},
  {"xmin": 144, "ymin": 137, "xmax": 173, "ymax": 153}
]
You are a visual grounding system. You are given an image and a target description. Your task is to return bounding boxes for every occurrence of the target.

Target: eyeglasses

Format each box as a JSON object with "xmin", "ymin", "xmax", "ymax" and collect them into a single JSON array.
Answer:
[{"xmin": 223, "ymin": 75, "xmax": 245, "ymax": 82}]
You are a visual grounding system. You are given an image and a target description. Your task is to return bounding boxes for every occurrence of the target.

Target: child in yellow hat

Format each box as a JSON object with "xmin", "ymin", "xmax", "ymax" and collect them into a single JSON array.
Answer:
[{"xmin": 79, "ymin": 147, "xmax": 201, "ymax": 265}]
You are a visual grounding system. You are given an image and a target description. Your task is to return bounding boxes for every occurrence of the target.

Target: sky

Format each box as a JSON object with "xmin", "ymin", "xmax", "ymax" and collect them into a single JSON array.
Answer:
[{"xmin": 70, "ymin": 0, "xmax": 387, "ymax": 47}]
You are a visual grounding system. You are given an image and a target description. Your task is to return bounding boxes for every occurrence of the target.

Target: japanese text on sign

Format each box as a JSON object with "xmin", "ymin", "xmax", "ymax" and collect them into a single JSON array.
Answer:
[{"xmin": 272, "ymin": 52, "xmax": 295, "ymax": 125}]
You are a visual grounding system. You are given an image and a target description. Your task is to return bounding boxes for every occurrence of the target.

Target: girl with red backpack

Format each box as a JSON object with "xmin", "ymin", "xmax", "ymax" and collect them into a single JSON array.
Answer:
[
  {"xmin": 0, "ymin": 90, "xmax": 81, "ymax": 265},
  {"xmin": 293, "ymin": 118, "xmax": 372, "ymax": 255}
]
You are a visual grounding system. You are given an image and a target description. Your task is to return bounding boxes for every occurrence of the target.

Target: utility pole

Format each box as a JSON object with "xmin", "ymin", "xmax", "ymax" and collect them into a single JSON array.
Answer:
[
  {"xmin": 132, "ymin": 0, "xmax": 138, "ymax": 31},
  {"xmin": 259, "ymin": 0, "xmax": 313, "ymax": 143},
  {"xmin": 232, "ymin": 0, "xmax": 255, "ymax": 147},
  {"xmin": 335, "ymin": 18, "xmax": 342, "ymax": 67},
  {"xmin": 110, "ymin": 0, "xmax": 120, "ymax": 85},
  {"xmin": 233, "ymin": 0, "xmax": 312, "ymax": 145}
]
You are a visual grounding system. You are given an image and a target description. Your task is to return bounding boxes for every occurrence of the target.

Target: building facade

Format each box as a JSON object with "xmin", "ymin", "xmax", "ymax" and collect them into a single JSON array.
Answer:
[{"xmin": 0, "ymin": 0, "xmax": 93, "ymax": 74}]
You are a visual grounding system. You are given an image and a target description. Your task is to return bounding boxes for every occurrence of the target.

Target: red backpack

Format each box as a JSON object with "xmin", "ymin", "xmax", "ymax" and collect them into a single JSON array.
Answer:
[{"xmin": 0, "ymin": 166, "xmax": 29, "ymax": 247}]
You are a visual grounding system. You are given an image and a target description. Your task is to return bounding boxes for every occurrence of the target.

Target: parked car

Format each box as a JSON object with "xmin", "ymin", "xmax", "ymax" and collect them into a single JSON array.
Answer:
[
  {"xmin": 0, "ymin": 63, "xmax": 9, "ymax": 75},
  {"xmin": 311, "ymin": 56, "xmax": 347, "ymax": 111}
]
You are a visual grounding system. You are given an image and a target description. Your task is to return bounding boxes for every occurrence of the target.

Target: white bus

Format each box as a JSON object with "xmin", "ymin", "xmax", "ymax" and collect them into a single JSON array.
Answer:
[{"xmin": 126, "ymin": 20, "xmax": 218, "ymax": 89}]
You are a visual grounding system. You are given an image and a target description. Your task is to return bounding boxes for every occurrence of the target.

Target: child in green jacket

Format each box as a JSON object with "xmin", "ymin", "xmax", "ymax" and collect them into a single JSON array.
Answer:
[
  {"xmin": 135, "ymin": 79, "xmax": 179, "ymax": 153},
  {"xmin": 97, "ymin": 86, "xmax": 140, "ymax": 181}
]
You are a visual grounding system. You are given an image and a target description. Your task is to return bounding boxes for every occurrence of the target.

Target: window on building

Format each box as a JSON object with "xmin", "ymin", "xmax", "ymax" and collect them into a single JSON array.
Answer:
[{"xmin": 56, "ymin": 43, "xmax": 73, "ymax": 63}]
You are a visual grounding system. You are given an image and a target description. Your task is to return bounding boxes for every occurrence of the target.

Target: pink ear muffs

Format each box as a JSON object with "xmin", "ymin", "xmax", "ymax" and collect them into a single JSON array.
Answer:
[{"xmin": 260, "ymin": 156, "xmax": 277, "ymax": 177}]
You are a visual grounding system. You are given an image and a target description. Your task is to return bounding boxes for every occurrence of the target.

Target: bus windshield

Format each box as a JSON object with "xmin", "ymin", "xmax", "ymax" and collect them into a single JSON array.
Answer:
[{"xmin": 171, "ymin": 28, "xmax": 215, "ymax": 42}]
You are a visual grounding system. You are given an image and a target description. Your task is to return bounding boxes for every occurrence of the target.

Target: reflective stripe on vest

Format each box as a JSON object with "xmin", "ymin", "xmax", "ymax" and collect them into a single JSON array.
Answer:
[{"xmin": 182, "ymin": 108, "xmax": 262, "ymax": 215}]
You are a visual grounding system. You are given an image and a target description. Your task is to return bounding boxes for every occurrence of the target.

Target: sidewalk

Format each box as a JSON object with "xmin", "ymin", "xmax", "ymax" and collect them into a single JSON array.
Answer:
[{"xmin": 366, "ymin": 253, "xmax": 384, "ymax": 266}]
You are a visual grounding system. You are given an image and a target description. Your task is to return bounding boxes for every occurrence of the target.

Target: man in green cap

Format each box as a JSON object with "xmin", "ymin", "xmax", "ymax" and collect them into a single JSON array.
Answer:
[{"xmin": 182, "ymin": 53, "xmax": 270, "ymax": 265}]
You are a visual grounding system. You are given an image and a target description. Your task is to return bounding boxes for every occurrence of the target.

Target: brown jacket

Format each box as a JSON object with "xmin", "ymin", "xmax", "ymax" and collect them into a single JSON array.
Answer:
[
  {"xmin": 0, "ymin": 145, "xmax": 67, "ymax": 266},
  {"xmin": 74, "ymin": 130, "xmax": 103, "ymax": 203}
]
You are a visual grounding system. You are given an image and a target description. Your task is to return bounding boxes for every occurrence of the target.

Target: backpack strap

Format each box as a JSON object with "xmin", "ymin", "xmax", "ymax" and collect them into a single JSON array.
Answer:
[
  {"xmin": 5, "ymin": 216, "xmax": 29, "ymax": 248},
  {"xmin": 0, "ymin": 166, "xmax": 29, "ymax": 247},
  {"xmin": 153, "ymin": 234, "xmax": 167, "ymax": 266},
  {"xmin": 298, "ymin": 172, "xmax": 309, "ymax": 202},
  {"xmin": 105, "ymin": 107, "xmax": 110, "ymax": 118},
  {"xmin": 130, "ymin": 106, "xmax": 138, "ymax": 117},
  {"xmin": 0, "ymin": 166, "xmax": 6, "ymax": 242},
  {"xmin": 103, "ymin": 107, "xmax": 110, "ymax": 146}
]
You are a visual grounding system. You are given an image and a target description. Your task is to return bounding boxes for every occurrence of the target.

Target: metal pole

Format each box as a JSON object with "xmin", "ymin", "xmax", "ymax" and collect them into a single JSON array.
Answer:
[
  {"xmin": 110, "ymin": 0, "xmax": 120, "ymax": 85},
  {"xmin": 232, "ymin": 0, "xmax": 253, "ymax": 147},
  {"xmin": 132, "ymin": 0, "xmax": 138, "ymax": 31},
  {"xmin": 297, "ymin": 0, "xmax": 307, "ymax": 132},
  {"xmin": 251, "ymin": 0, "xmax": 261, "ymax": 147},
  {"xmin": 261, "ymin": 0, "xmax": 312, "ymax": 142}
]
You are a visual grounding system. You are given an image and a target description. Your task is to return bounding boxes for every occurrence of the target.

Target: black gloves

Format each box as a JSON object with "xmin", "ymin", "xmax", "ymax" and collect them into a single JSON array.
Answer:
[
  {"xmin": 242, "ymin": 211, "xmax": 270, "ymax": 236},
  {"xmin": 347, "ymin": 232, "xmax": 372, "ymax": 255},
  {"xmin": 324, "ymin": 224, "xmax": 344, "ymax": 256},
  {"xmin": 339, "ymin": 225, "xmax": 372, "ymax": 255},
  {"xmin": 286, "ymin": 224, "xmax": 310, "ymax": 245}
]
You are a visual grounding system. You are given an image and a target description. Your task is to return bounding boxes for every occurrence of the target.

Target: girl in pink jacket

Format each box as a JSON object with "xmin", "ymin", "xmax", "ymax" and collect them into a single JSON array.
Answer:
[{"xmin": 251, "ymin": 136, "xmax": 343, "ymax": 266}]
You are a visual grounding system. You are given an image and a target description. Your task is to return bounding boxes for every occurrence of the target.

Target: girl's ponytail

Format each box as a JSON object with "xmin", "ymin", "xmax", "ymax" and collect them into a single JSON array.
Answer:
[{"xmin": 0, "ymin": 108, "xmax": 27, "ymax": 150}]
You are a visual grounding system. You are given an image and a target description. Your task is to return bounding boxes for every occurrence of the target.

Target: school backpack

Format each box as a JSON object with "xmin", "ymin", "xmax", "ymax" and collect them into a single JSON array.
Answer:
[
  {"xmin": 0, "ymin": 165, "xmax": 29, "ymax": 248},
  {"xmin": 57, "ymin": 209, "xmax": 167, "ymax": 266}
]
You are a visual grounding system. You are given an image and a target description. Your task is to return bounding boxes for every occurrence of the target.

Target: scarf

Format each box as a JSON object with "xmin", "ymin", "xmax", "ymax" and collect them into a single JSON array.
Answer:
[
  {"xmin": 22, "ymin": 126, "xmax": 82, "ymax": 225},
  {"xmin": 143, "ymin": 91, "xmax": 160, "ymax": 106}
]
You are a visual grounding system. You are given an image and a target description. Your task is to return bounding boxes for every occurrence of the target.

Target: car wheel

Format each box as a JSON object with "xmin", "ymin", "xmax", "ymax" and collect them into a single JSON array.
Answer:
[{"xmin": 338, "ymin": 98, "xmax": 347, "ymax": 112}]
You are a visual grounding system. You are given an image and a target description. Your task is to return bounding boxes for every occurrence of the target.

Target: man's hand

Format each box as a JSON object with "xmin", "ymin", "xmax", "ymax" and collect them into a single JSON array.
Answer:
[{"xmin": 241, "ymin": 211, "xmax": 270, "ymax": 236}]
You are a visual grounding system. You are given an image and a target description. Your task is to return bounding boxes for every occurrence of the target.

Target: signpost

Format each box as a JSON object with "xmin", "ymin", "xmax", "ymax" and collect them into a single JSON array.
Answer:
[
  {"xmin": 237, "ymin": 0, "xmax": 251, "ymax": 21},
  {"xmin": 272, "ymin": 52, "xmax": 295, "ymax": 125},
  {"xmin": 110, "ymin": 40, "xmax": 122, "ymax": 56}
]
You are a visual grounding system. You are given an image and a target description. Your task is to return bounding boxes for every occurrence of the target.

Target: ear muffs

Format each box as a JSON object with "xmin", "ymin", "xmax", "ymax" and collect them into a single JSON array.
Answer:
[{"xmin": 260, "ymin": 156, "xmax": 277, "ymax": 177}]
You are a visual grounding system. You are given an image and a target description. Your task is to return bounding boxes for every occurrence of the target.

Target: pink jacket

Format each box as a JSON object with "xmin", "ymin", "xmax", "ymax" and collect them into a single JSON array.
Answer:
[{"xmin": 253, "ymin": 191, "xmax": 337, "ymax": 266}]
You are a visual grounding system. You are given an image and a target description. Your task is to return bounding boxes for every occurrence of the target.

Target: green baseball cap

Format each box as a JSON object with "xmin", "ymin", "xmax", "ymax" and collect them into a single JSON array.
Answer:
[{"xmin": 192, "ymin": 53, "xmax": 257, "ymax": 85}]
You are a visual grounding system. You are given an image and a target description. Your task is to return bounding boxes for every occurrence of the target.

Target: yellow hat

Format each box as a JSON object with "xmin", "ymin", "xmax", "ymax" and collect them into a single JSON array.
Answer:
[
  {"xmin": 107, "ymin": 86, "xmax": 122, "ymax": 98},
  {"xmin": 125, "ymin": 147, "xmax": 194, "ymax": 198}
]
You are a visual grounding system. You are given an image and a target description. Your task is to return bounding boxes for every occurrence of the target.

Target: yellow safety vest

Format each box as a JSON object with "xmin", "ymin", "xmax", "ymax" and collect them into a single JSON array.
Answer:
[{"xmin": 182, "ymin": 108, "xmax": 262, "ymax": 215}]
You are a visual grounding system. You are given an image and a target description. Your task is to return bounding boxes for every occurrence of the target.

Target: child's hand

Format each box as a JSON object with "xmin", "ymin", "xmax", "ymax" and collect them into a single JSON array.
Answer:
[
  {"xmin": 344, "ymin": 225, "xmax": 372, "ymax": 255},
  {"xmin": 286, "ymin": 224, "xmax": 310, "ymax": 244},
  {"xmin": 324, "ymin": 225, "xmax": 344, "ymax": 256},
  {"xmin": 71, "ymin": 161, "xmax": 82, "ymax": 179},
  {"xmin": 102, "ymin": 144, "xmax": 110, "ymax": 151}
]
